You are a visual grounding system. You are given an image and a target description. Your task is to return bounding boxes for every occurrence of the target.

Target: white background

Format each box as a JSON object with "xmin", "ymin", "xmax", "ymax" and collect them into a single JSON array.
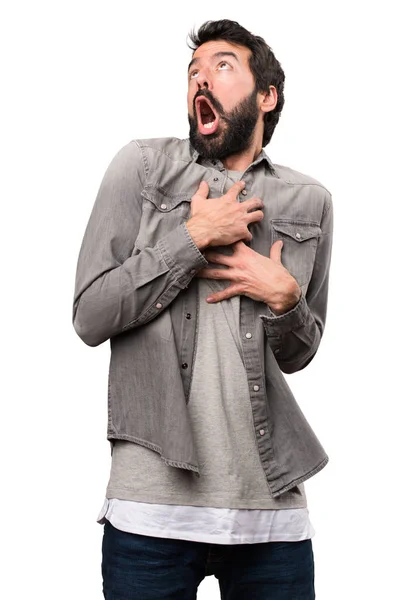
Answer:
[{"xmin": 2, "ymin": 1, "xmax": 399, "ymax": 598}]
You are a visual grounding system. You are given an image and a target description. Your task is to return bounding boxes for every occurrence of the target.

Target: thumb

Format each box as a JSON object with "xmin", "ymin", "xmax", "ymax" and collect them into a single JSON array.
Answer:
[
  {"xmin": 196, "ymin": 180, "xmax": 209, "ymax": 199},
  {"xmin": 270, "ymin": 239, "xmax": 283, "ymax": 264}
]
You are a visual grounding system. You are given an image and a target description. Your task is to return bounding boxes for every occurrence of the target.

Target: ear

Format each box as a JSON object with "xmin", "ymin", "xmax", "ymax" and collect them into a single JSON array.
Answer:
[{"xmin": 259, "ymin": 85, "xmax": 278, "ymax": 114}]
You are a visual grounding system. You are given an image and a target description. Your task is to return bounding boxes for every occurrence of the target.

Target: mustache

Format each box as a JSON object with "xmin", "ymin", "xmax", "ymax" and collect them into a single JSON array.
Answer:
[{"xmin": 193, "ymin": 89, "xmax": 227, "ymax": 121}]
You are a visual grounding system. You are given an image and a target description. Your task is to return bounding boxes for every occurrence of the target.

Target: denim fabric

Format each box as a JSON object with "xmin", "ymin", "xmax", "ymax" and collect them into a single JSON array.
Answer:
[
  {"xmin": 101, "ymin": 519, "xmax": 315, "ymax": 599},
  {"xmin": 72, "ymin": 137, "xmax": 333, "ymax": 497}
]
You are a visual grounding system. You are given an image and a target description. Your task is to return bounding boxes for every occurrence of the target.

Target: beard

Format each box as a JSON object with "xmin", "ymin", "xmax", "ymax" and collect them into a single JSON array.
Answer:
[{"xmin": 188, "ymin": 87, "xmax": 259, "ymax": 161}]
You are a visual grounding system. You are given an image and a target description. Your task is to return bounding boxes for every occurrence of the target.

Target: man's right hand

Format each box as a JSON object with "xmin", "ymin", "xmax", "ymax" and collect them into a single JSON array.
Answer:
[{"xmin": 186, "ymin": 180, "xmax": 264, "ymax": 250}]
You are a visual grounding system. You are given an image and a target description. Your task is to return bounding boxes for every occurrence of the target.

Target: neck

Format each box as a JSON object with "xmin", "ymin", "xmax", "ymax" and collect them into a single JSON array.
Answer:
[
  {"xmin": 221, "ymin": 146, "xmax": 261, "ymax": 171},
  {"xmin": 221, "ymin": 122, "xmax": 264, "ymax": 172}
]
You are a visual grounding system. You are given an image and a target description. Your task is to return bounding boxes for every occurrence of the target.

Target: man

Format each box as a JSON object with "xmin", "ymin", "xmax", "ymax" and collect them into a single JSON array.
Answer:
[{"xmin": 73, "ymin": 19, "xmax": 333, "ymax": 600}]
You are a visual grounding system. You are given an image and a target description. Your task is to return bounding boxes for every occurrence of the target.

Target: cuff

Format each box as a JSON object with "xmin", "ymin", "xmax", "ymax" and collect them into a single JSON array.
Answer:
[
  {"xmin": 157, "ymin": 222, "xmax": 208, "ymax": 285},
  {"xmin": 259, "ymin": 292, "xmax": 309, "ymax": 336}
]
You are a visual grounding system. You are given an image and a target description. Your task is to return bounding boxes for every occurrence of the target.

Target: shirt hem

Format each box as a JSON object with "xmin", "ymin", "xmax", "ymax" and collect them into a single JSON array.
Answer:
[
  {"xmin": 105, "ymin": 487, "xmax": 308, "ymax": 510},
  {"xmin": 99, "ymin": 516, "xmax": 315, "ymax": 545}
]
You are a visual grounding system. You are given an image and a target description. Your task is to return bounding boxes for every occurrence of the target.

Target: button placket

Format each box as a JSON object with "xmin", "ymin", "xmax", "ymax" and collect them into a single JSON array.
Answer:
[{"xmin": 240, "ymin": 295, "xmax": 275, "ymax": 481}]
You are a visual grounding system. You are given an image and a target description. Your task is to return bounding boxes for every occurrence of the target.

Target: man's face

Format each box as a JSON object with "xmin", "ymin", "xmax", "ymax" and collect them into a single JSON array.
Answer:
[{"xmin": 187, "ymin": 40, "xmax": 261, "ymax": 160}]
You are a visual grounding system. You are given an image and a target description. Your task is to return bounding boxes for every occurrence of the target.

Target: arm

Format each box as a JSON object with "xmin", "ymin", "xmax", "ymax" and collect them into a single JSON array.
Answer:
[
  {"xmin": 72, "ymin": 141, "xmax": 207, "ymax": 347},
  {"xmin": 260, "ymin": 193, "xmax": 333, "ymax": 374}
]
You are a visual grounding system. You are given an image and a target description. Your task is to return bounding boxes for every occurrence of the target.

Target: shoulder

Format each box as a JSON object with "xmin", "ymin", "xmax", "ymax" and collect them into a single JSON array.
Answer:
[
  {"xmin": 133, "ymin": 136, "xmax": 192, "ymax": 163},
  {"xmin": 272, "ymin": 162, "xmax": 332, "ymax": 197},
  {"xmin": 104, "ymin": 137, "xmax": 191, "ymax": 183}
]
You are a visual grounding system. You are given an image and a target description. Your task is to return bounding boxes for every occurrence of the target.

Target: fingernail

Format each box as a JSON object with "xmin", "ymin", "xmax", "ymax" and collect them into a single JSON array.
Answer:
[{"xmin": 206, "ymin": 297, "xmax": 214, "ymax": 302}]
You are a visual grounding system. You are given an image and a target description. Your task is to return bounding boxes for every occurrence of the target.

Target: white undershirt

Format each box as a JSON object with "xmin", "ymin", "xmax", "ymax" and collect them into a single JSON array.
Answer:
[{"xmin": 97, "ymin": 497, "xmax": 315, "ymax": 544}]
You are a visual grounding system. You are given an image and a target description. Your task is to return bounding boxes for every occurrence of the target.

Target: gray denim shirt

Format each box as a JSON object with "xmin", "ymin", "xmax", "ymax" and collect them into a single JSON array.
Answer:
[{"xmin": 72, "ymin": 137, "xmax": 333, "ymax": 498}]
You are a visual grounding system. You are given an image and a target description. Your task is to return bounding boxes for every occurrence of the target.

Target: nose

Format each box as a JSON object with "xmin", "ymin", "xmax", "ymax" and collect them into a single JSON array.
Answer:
[{"xmin": 196, "ymin": 69, "xmax": 212, "ymax": 91}]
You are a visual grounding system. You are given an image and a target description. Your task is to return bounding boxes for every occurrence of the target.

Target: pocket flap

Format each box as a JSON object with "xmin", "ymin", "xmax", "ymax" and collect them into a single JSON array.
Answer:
[
  {"xmin": 141, "ymin": 185, "xmax": 191, "ymax": 212},
  {"xmin": 271, "ymin": 220, "xmax": 322, "ymax": 242}
]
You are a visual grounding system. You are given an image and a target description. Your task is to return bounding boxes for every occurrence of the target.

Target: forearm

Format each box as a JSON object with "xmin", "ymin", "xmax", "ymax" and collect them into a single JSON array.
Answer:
[
  {"xmin": 72, "ymin": 140, "xmax": 209, "ymax": 347},
  {"xmin": 260, "ymin": 195, "xmax": 333, "ymax": 374},
  {"xmin": 260, "ymin": 293, "xmax": 322, "ymax": 373},
  {"xmin": 73, "ymin": 222, "xmax": 207, "ymax": 347}
]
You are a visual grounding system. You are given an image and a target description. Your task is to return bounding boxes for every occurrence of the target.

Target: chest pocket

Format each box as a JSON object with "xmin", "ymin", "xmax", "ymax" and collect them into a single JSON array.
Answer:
[
  {"xmin": 134, "ymin": 186, "xmax": 192, "ymax": 250},
  {"xmin": 271, "ymin": 219, "xmax": 321, "ymax": 287}
]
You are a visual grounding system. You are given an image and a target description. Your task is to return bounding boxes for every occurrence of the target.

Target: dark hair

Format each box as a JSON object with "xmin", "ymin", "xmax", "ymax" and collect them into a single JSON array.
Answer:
[{"xmin": 187, "ymin": 20, "xmax": 285, "ymax": 147}]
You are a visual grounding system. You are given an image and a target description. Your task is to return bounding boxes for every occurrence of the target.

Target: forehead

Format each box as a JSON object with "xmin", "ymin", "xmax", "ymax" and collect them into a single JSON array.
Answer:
[{"xmin": 191, "ymin": 40, "xmax": 251, "ymax": 65}]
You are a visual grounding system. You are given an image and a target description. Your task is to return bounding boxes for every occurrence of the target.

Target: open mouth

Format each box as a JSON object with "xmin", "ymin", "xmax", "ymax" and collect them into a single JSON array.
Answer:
[{"xmin": 195, "ymin": 96, "xmax": 220, "ymax": 135}]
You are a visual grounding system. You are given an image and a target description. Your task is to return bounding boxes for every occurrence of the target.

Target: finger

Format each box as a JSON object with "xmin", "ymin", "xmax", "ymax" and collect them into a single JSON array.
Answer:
[
  {"xmin": 195, "ymin": 180, "xmax": 209, "ymax": 199},
  {"xmin": 197, "ymin": 268, "xmax": 232, "ymax": 280},
  {"xmin": 232, "ymin": 240, "xmax": 247, "ymax": 252},
  {"xmin": 245, "ymin": 209, "xmax": 264, "ymax": 225},
  {"xmin": 204, "ymin": 251, "xmax": 234, "ymax": 266},
  {"xmin": 206, "ymin": 284, "xmax": 241, "ymax": 303},
  {"xmin": 243, "ymin": 197, "xmax": 264, "ymax": 212},
  {"xmin": 225, "ymin": 180, "xmax": 246, "ymax": 201},
  {"xmin": 270, "ymin": 239, "xmax": 283, "ymax": 263}
]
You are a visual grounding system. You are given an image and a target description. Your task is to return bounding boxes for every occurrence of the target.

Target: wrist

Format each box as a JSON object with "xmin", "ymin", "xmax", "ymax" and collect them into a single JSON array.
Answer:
[
  {"xmin": 267, "ymin": 282, "xmax": 301, "ymax": 316},
  {"xmin": 186, "ymin": 218, "xmax": 210, "ymax": 250}
]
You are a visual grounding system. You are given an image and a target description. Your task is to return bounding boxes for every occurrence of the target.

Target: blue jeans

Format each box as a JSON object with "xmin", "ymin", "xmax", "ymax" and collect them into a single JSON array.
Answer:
[{"xmin": 101, "ymin": 519, "xmax": 315, "ymax": 599}]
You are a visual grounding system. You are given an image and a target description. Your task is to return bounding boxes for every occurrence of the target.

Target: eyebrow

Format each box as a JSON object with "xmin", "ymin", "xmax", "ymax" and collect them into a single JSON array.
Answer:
[{"xmin": 188, "ymin": 51, "xmax": 240, "ymax": 73}]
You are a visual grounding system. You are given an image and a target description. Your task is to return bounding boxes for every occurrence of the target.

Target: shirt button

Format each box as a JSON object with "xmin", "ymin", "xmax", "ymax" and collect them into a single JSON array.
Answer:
[
  {"xmin": 160, "ymin": 203, "xmax": 167, "ymax": 210},
  {"xmin": 253, "ymin": 385, "xmax": 260, "ymax": 391},
  {"xmin": 212, "ymin": 160, "xmax": 217, "ymax": 165},
  {"xmin": 274, "ymin": 348, "xmax": 280, "ymax": 354},
  {"xmin": 181, "ymin": 363, "xmax": 188, "ymax": 369},
  {"xmin": 295, "ymin": 232, "xmax": 301, "ymax": 239},
  {"xmin": 190, "ymin": 269, "xmax": 196, "ymax": 274},
  {"xmin": 156, "ymin": 303, "xmax": 162, "ymax": 309},
  {"xmin": 259, "ymin": 429, "xmax": 265, "ymax": 436},
  {"xmin": 241, "ymin": 189, "xmax": 247, "ymax": 196},
  {"xmin": 213, "ymin": 177, "xmax": 219, "ymax": 182},
  {"xmin": 245, "ymin": 332, "xmax": 252, "ymax": 339},
  {"xmin": 185, "ymin": 313, "xmax": 192, "ymax": 319}
]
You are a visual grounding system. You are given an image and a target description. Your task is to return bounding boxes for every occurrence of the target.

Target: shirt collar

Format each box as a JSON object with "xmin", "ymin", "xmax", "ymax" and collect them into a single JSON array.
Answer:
[{"xmin": 188, "ymin": 140, "xmax": 276, "ymax": 176}]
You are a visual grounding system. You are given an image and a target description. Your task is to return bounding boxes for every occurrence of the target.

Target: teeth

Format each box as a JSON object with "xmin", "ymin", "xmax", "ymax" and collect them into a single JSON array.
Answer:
[{"xmin": 204, "ymin": 121, "xmax": 215, "ymax": 129}]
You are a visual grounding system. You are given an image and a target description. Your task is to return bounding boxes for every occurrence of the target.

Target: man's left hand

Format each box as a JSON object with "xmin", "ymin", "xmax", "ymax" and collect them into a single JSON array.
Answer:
[{"xmin": 196, "ymin": 240, "xmax": 301, "ymax": 316}]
